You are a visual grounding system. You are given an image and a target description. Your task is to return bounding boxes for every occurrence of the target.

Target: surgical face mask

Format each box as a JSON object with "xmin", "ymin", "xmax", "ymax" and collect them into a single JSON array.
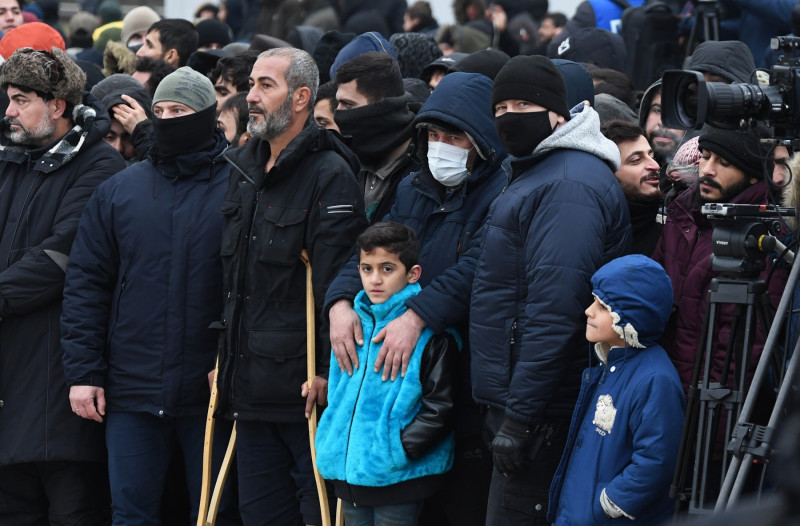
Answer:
[{"xmin": 427, "ymin": 140, "xmax": 472, "ymax": 187}]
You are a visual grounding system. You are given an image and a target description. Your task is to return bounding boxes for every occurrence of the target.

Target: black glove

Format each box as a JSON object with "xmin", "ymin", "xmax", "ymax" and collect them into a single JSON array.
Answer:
[{"xmin": 491, "ymin": 418, "xmax": 534, "ymax": 476}]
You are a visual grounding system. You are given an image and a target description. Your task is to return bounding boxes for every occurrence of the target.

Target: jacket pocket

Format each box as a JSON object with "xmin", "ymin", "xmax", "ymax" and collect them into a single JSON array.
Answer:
[
  {"xmin": 257, "ymin": 206, "xmax": 307, "ymax": 266},
  {"xmin": 247, "ymin": 328, "xmax": 307, "ymax": 403},
  {"xmin": 218, "ymin": 200, "xmax": 242, "ymax": 257}
]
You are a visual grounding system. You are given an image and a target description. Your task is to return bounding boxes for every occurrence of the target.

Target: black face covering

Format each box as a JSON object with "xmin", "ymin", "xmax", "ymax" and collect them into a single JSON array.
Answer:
[
  {"xmin": 494, "ymin": 111, "xmax": 556, "ymax": 158},
  {"xmin": 152, "ymin": 104, "xmax": 217, "ymax": 159},
  {"xmin": 334, "ymin": 94, "xmax": 414, "ymax": 167}
]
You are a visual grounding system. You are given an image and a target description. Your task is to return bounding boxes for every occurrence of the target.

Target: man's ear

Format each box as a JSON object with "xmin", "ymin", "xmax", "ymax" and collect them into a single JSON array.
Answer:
[
  {"xmin": 293, "ymin": 86, "xmax": 312, "ymax": 113},
  {"xmin": 163, "ymin": 48, "xmax": 179, "ymax": 67},
  {"xmin": 407, "ymin": 264, "xmax": 422, "ymax": 284},
  {"xmin": 49, "ymin": 98, "xmax": 68, "ymax": 120}
]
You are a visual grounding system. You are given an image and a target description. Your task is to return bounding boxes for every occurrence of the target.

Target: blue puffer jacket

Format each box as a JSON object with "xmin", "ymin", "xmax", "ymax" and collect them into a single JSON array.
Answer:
[
  {"xmin": 315, "ymin": 284, "xmax": 454, "ymax": 487},
  {"xmin": 324, "ymin": 72, "xmax": 507, "ymax": 333},
  {"xmin": 61, "ymin": 130, "xmax": 231, "ymax": 417},
  {"xmin": 549, "ymin": 255, "xmax": 685, "ymax": 525},
  {"xmin": 469, "ymin": 103, "xmax": 631, "ymax": 424}
]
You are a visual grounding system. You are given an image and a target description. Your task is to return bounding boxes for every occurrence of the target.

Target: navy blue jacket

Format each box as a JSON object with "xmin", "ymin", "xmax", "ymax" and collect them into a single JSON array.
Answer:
[
  {"xmin": 549, "ymin": 255, "xmax": 684, "ymax": 525},
  {"xmin": 61, "ymin": 131, "xmax": 231, "ymax": 417},
  {"xmin": 324, "ymin": 72, "xmax": 507, "ymax": 335},
  {"xmin": 469, "ymin": 103, "xmax": 632, "ymax": 425}
]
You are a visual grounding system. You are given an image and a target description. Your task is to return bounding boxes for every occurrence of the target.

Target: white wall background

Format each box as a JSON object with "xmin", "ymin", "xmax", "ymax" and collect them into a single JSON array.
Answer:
[{"xmin": 427, "ymin": 0, "xmax": 584, "ymax": 26}]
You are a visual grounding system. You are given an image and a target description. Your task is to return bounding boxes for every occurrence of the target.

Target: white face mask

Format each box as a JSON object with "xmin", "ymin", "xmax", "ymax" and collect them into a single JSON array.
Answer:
[{"xmin": 427, "ymin": 140, "xmax": 472, "ymax": 187}]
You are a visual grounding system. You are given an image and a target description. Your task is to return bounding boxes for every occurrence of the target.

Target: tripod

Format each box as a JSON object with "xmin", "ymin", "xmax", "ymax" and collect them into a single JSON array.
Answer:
[
  {"xmin": 671, "ymin": 276, "xmax": 776, "ymax": 516},
  {"xmin": 685, "ymin": 0, "xmax": 720, "ymax": 60},
  {"xmin": 716, "ymin": 248, "xmax": 800, "ymax": 510}
]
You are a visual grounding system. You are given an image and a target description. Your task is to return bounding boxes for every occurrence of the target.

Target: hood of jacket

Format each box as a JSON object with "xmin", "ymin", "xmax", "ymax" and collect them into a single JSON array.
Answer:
[
  {"xmin": 591, "ymin": 254, "xmax": 673, "ymax": 351},
  {"xmin": 0, "ymin": 91, "xmax": 112, "ymax": 173},
  {"xmin": 329, "ymin": 31, "xmax": 397, "ymax": 80},
  {"xmin": 224, "ymin": 115, "xmax": 361, "ymax": 187},
  {"xmin": 412, "ymin": 72, "xmax": 506, "ymax": 185},
  {"xmin": 688, "ymin": 40, "xmax": 756, "ymax": 84},
  {"xmin": 638, "ymin": 79, "xmax": 661, "ymax": 130},
  {"xmin": 534, "ymin": 102, "xmax": 621, "ymax": 171}
]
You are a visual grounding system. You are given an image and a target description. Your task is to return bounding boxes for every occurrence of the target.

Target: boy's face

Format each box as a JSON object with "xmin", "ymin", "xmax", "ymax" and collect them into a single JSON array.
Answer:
[
  {"xmin": 585, "ymin": 297, "xmax": 624, "ymax": 346},
  {"xmin": 358, "ymin": 247, "xmax": 421, "ymax": 304}
]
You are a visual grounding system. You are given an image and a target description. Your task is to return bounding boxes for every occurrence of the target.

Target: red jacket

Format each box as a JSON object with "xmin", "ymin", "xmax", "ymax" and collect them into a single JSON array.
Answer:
[{"xmin": 652, "ymin": 181, "xmax": 787, "ymax": 392}]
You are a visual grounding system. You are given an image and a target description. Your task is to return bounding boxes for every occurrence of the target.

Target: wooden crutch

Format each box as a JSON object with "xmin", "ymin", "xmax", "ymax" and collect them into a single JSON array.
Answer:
[
  {"xmin": 300, "ymin": 249, "xmax": 337, "ymax": 526},
  {"xmin": 197, "ymin": 360, "xmax": 238, "ymax": 526}
]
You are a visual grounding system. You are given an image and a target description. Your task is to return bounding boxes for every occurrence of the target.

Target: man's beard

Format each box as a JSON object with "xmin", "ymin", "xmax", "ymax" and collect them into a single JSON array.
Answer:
[
  {"xmin": 649, "ymin": 126, "xmax": 684, "ymax": 164},
  {"xmin": 694, "ymin": 175, "xmax": 754, "ymax": 206},
  {"xmin": 247, "ymin": 93, "xmax": 292, "ymax": 141},
  {"xmin": 5, "ymin": 113, "xmax": 56, "ymax": 147},
  {"xmin": 619, "ymin": 171, "xmax": 663, "ymax": 204}
]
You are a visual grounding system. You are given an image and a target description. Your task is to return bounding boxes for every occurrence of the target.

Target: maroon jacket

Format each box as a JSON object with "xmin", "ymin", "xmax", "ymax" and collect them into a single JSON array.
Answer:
[{"xmin": 652, "ymin": 181, "xmax": 787, "ymax": 393}]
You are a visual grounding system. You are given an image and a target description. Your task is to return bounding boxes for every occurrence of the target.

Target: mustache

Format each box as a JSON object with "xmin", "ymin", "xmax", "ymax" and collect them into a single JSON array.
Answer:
[
  {"xmin": 639, "ymin": 170, "xmax": 660, "ymax": 184},
  {"xmin": 247, "ymin": 105, "xmax": 265, "ymax": 116},
  {"xmin": 651, "ymin": 126, "xmax": 683, "ymax": 143},
  {"xmin": 698, "ymin": 175, "xmax": 722, "ymax": 191}
]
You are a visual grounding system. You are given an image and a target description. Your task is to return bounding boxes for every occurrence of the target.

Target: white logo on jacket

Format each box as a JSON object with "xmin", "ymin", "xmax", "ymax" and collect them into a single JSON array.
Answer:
[{"xmin": 593, "ymin": 394, "xmax": 616, "ymax": 436}]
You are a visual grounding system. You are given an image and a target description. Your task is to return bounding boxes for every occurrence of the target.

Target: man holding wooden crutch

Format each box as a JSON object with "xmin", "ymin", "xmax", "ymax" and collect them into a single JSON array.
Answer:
[{"xmin": 215, "ymin": 48, "xmax": 367, "ymax": 526}]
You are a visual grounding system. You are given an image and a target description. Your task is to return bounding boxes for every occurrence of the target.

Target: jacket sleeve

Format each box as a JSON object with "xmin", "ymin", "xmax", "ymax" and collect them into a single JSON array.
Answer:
[
  {"xmin": 406, "ymin": 221, "xmax": 485, "ymax": 332},
  {"xmin": 506, "ymin": 179, "xmax": 620, "ymax": 424},
  {"xmin": 308, "ymin": 162, "xmax": 369, "ymax": 379},
  {"xmin": 131, "ymin": 119, "xmax": 153, "ymax": 161},
  {"xmin": 60, "ymin": 181, "xmax": 121, "ymax": 387},
  {"xmin": 322, "ymin": 247, "xmax": 362, "ymax": 319},
  {"xmin": 604, "ymin": 372, "xmax": 685, "ymax": 518},
  {"xmin": 401, "ymin": 332, "xmax": 457, "ymax": 459},
  {"xmin": 0, "ymin": 150, "xmax": 124, "ymax": 318}
]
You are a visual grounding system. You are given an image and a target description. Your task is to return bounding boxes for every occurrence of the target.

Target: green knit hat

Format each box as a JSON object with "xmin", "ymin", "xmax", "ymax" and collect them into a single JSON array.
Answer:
[{"xmin": 152, "ymin": 66, "xmax": 216, "ymax": 113}]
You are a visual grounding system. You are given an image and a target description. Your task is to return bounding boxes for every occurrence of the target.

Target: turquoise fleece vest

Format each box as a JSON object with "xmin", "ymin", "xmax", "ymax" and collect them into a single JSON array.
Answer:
[{"xmin": 315, "ymin": 283, "xmax": 454, "ymax": 487}]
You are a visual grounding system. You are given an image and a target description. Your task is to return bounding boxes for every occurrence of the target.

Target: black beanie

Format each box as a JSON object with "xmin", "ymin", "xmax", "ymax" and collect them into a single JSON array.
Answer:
[
  {"xmin": 698, "ymin": 126, "xmax": 764, "ymax": 180},
  {"xmin": 491, "ymin": 55, "xmax": 570, "ymax": 120}
]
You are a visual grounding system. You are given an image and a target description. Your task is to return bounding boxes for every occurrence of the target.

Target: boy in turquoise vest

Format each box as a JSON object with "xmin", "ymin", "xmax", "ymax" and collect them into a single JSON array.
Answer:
[{"xmin": 315, "ymin": 221, "xmax": 457, "ymax": 526}]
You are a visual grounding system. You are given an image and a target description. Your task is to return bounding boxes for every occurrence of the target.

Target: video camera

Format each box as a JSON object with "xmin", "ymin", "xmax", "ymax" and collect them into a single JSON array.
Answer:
[
  {"xmin": 660, "ymin": 36, "xmax": 800, "ymax": 143},
  {"xmin": 703, "ymin": 204, "xmax": 794, "ymax": 277}
]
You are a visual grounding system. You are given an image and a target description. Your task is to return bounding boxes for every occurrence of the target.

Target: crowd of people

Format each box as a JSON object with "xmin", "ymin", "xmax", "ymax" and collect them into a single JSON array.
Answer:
[{"xmin": 0, "ymin": 0, "xmax": 797, "ymax": 525}]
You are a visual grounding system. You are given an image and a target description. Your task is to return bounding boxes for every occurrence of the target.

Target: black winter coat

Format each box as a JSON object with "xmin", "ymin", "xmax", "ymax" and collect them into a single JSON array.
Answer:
[
  {"xmin": 61, "ymin": 131, "xmax": 231, "ymax": 417},
  {"xmin": 0, "ymin": 96, "xmax": 126, "ymax": 465},
  {"xmin": 216, "ymin": 118, "xmax": 368, "ymax": 423}
]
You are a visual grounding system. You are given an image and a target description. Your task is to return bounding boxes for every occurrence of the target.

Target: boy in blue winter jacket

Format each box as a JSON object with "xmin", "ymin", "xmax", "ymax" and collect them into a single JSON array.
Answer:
[
  {"xmin": 549, "ymin": 255, "xmax": 686, "ymax": 525},
  {"xmin": 314, "ymin": 222, "xmax": 457, "ymax": 525}
]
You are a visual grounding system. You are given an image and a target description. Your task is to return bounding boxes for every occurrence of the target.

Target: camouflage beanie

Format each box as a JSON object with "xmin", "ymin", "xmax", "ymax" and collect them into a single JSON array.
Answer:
[{"xmin": 0, "ymin": 47, "xmax": 86, "ymax": 106}]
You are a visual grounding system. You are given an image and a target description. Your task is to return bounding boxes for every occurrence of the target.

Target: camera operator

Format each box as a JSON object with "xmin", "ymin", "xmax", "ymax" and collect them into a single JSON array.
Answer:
[{"xmin": 652, "ymin": 125, "xmax": 789, "ymax": 392}]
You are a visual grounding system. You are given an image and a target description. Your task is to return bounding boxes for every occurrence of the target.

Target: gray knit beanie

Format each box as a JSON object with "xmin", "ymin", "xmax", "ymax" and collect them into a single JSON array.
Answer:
[
  {"xmin": 152, "ymin": 66, "xmax": 216, "ymax": 112},
  {"xmin": 121, "ymin": 6, "xmax": 160, "ymax": 45},
  {"xmin": 0, "ymin": 47, "xmax": 86, "ymax": 106}
]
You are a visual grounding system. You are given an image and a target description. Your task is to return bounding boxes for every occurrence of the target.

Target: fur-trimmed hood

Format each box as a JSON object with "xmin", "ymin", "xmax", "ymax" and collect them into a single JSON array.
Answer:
[
  {"xmin": 781, "ymin": 151, "xmax": 800, "ymax": 230},
  {"xmin": 591, "ymin": 255, "xmax": 673, "ymax": 352}
]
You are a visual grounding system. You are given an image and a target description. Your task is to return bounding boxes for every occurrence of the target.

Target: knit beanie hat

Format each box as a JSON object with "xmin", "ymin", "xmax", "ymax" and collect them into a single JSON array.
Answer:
[
  {"xmin": 152, "ymin": 66, "xmax": 216, "ymax": 112},
  {"xmin": 70, "ymin": 12, "xmax": 100, "ymax": 41},
  {"xmin": 0, "ymin": 46, "xmax": 86, "ymax": 106},
  {"xmin": 0, "ymin": 22, "xmax": 65, "ymax": 59},
  {"xmin": 451, "ymin": 48, "xmax": 509, "ymax": 80},
  {"xmin": 91, "ymin": 73, "xmax": 153, "ymax": 118},
  {"xmin": 196, "ymin": 19, "xmax": 232, "ymax": 49},
  {"xmin": 93, "ymin": 25, "xmax": 121, "ymax": 51},
  {"xmin": 98, "ymin": 1, "xmax": 123, "ymax": 24},
  {"xmin": 492, "ymin": 55, "xmax": 570, "ymax": 119},
  {"xmin": 121, "ymin": 6, "xmax": 160, "ymax": 46},
  {"xmin": 552, "ymin": 58, "xmax": 594, "ymax": 107},
  {"xmin": 389, "ymin": 32, "xmax": 441, "ymax": 79},
  {"xmin": 698, "ymin": 126, "xmax": 764, "ymax": 180}
]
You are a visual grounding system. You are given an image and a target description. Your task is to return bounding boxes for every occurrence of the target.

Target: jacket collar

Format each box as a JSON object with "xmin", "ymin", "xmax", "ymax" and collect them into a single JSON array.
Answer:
[{"xmin": 354, "ymin": 283, "xmax": 421, "ymax": 324}]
